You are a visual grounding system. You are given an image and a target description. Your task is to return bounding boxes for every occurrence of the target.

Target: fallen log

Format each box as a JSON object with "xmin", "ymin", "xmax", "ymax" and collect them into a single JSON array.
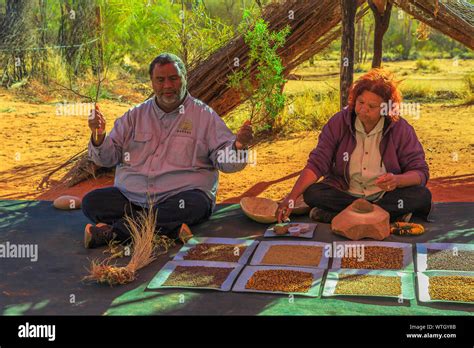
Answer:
[{"xmin": 392, "ymin": 0, "xmax": 474, "ymax": 49}]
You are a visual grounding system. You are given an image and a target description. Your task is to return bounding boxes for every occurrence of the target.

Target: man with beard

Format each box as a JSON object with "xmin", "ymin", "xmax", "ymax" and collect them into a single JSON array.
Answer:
[{"xmin": 82, "ymin": 53, "xmax": 253, "ymax": 248}]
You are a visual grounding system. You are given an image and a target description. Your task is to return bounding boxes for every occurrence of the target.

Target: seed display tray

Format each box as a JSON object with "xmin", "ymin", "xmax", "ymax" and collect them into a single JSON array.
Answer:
[
  {"xmin": 147, "ymin": 260, "xmax": 244, "ymax": 291},
  {"xmin": 332, "ymin": 241, "xmax": 414, "ymax": 271},
  {"xmin": 417, "ymin": 271, "xmax": 474, "ymax": 304},
  {"xmin": 416, "ymin": 243, "xmax": 474, "ymax": 272},
  {"xmin": 250, "ymin": 241, "xmax": 330, "ymax": 269},
  {"xmin": 323, "ymin": 269, "xmax": 415, "ymax": 300},
  {"xmin": 173, "ymin": 237, "xmax": 259, "ymax": 264},
  {"xmin": 232, "ymin": 265, "xmax": 324, "ymax": 297}
]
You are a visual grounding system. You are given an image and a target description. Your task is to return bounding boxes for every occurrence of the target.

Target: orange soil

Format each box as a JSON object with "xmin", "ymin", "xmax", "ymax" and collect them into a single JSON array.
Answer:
[{"xmin": 1, "ymin": 86, "xmax": 473, "ymax": 204}]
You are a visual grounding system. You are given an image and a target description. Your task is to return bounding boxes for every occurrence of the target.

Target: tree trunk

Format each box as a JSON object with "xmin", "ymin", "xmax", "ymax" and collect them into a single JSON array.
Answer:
[
  {"xmin": 38, "ymin": 0, "xmax": 48, "ymax": 83},
  {"xmin": 368, "ymin": 0, "xmax": 392, "ymax": 68},
  {"xmin": 180, "ymin": 0, "xmax": 189, "ymax": 67},
  {"xmin": 360, "ymin": 19, "xmax": 366, "ymax": 63},
  {"xmin": 340, "ymin": 0, "xmax": 357, "ymax": 109},
  {"xmin": 355, "ymin": 18, "xmax": 363, "ymax": 64},
  {"xmin": 363, "ymin": 22, "xmax": 373, "ymax": 63},
  {"xmin": 402, "ymin": 17, "xmax": 413, "ymax": 60},
  {"xmin": 1, "ymin": 0, "xmax": 30, "ymax": 84}
]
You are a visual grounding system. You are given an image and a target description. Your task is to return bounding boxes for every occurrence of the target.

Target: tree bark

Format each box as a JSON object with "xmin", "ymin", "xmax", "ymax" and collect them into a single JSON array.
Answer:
[
  {"xmin": 369, "ymin": 0, "xmax": 392, "ymax": 68},
  {"xmin": 392, "ymin": 0, "xmax": 474, "ymax": 50},
  {"xmin": 340, "ymin": 0, "xmax": 357, "ymax": 109}
]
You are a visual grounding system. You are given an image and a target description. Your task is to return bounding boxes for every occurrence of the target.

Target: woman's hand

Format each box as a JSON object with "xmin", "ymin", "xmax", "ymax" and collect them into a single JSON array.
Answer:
[
  {"xmin": 276, "ymin": 196, "xmax": 295, "ymax": 223},
  {"xmin": 275, "ymin": 169, "xmax": 319, "ymax": 222},
  {"xmin": 375, "ymin": 173, "xmax": 399, "ymax": 191}
]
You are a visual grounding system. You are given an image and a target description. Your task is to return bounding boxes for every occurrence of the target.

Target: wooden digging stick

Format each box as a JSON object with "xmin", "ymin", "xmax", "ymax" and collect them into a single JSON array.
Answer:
[{"xmin": 95, "ymin": 103, "xmax": 100, "ymax": 142}]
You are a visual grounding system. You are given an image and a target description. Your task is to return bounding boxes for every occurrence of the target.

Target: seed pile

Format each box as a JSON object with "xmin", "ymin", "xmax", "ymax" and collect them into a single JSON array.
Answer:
[
  {"xmin": 273, "ymin": 223, "xmax": 310, "ymax": 235},
  {"xmin": 428, "ymin": 275, "xmax": 474, "ymax": 302},
  {"xmin": 163, "ymin": 266, "xmax": 233, "ymax": 288},
  {"xmin": 261, "ymin": 245, "xmax": 323, "ymax": 267},
  {"xmin": 334, "ymin": 274, "xmax": 402, "ymax": 296},
  {"xmin": 245, "ymin": 269, "xmax": 313, "ymax": 293},
  {"xmin": 341, "ymin": 246, "xmax": 404, "ymax": 269},
  {"xmin": 427, "ymin": 249, "xmax": 474, "ymax": 271},
  {"xmin": 183, "ymin": 243, "xmax": 247, "ymax": 262}
]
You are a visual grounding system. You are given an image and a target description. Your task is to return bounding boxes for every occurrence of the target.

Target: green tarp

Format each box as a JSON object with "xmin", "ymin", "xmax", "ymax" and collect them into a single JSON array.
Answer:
[{"xmin": 0, "ymin": 200, "xmax": 473, "ymax": 315}]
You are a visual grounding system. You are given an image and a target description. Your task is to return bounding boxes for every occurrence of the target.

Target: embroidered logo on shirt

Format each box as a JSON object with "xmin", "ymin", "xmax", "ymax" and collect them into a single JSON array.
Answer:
[{"xmin": 176, "ymin": 119, "xmax": 193, "ymax": 135}]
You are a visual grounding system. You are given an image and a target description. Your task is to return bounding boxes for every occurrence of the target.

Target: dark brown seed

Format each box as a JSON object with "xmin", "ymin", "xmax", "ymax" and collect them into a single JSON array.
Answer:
[{"xmin": 341, "ymin": 246, "xmax": 404, "ymax": 269}]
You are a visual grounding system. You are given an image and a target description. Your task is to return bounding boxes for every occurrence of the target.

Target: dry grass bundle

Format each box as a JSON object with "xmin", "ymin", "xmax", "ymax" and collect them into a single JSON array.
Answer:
[
  {"xmin": 103, "ymin": 239, "xmax": 127, "ymax": 260},
  {"xmin": 84, "ymin": 199, "xmax": 170, "ymax": 286},
  {"xmin": 153, "ymin": 233, "xmax": 176, "ymax": 255},
  {"xmin": 85, "ymin": 261, "xmax": 135, "ymax": 285}
]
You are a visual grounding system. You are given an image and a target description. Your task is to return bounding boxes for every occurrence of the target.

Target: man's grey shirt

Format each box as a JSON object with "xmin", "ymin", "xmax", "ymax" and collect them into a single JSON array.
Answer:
[{"xmin": 88, "ymin": 93, "xmax": 246, "ymax": 208}]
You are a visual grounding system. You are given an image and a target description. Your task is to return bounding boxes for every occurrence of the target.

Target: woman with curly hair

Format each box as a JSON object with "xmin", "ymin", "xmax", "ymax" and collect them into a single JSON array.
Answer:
[{"xmin": 277, "ymin": 68, "xmax": 433, "ymax": 223}]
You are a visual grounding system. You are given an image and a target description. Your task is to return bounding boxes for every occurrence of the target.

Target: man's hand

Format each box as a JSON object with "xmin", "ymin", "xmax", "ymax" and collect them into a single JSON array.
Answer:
[
  {"xmin": 375, "ymin": 173, "xmax": 399, "ymax": 191},
  {"xmin": 235, "ymin": 120, "xmax": 253, "ymax": 150},
  {"xmin": 88, "ymin": 104, "xmax": 106, "ymax": 146}
]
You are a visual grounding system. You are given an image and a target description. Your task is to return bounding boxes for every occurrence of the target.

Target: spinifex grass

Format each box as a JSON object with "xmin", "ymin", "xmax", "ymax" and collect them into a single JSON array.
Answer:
[
  {"xmin": 84, "ymin": 200, "xmax": 175, "ymax": 286},
  {"xmin": 103, "ymin": 239, "xmax": 127, "ymax": 260}
]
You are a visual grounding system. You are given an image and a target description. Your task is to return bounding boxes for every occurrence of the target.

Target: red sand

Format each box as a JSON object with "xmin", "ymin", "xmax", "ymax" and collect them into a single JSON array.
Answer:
[{"xmin": 36, "ymin": 174, "xmax": 474, "ymax": 203}]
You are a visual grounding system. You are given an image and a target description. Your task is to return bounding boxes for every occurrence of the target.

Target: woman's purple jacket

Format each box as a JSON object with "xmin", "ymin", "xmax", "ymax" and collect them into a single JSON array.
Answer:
[{"xmin": 304, "ymin": 107, "xmax": 429, "ymax": 191}]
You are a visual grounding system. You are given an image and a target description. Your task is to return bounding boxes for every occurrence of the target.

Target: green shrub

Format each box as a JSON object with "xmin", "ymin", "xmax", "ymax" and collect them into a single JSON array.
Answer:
[
  {"xmin": 274, "ymin": 90, "xmax": 338, "ymax": 134},
  {"xmin": 464, "ymin": 73, "xmax": 474, "ymax": 94},
  {"xmin": 415, "ymin": 59, "xmax": 440, "ymax": 72},
  {"xmin": 461, "ymin": 73, "xmax": 474, "ymax": 105}
]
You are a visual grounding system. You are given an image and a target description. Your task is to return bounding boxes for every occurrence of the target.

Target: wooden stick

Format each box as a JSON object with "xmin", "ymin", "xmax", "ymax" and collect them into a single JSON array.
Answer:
[{"xmin": 95, "ymin": 103, "xmax": 100, "ymax": 142}]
